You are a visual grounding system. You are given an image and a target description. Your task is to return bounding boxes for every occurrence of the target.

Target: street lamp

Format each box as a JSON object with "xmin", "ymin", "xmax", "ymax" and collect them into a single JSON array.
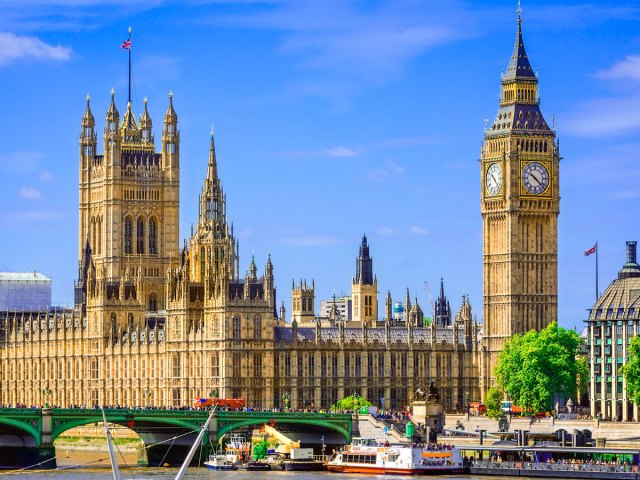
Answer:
[
  {"xmin": 42, "ymin": 386, "xmax": 51, "ymax": 408},
  {"xmin": 465, "ymin": 391, "xmax": 470, "ymax": 415},
  {"xmin": 282, "ymin": 390, "xmax": 290, "ymax": 411}
]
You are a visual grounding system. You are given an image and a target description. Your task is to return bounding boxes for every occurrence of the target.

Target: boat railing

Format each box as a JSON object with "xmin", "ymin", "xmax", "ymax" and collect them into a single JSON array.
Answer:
[
  {"xmin": 471, "ymin": 460, "xmax": 635, "ymax": 473},
  {"xmin": 521, "ymin": 462, "xmax": 635, "ymax": 473}
]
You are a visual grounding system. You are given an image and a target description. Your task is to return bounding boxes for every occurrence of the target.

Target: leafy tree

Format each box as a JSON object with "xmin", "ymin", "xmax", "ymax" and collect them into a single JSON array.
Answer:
[
  {"xmin": 331, "ymin": 394, "xmax": 372, "ymax": 411},
  {"xmin": 621, "ymin": 336, "xmax": 640, "ymax": 404},
  {"xmin": 495, "ymin": 322, "xmax": 586, "ymax": 413},
  {"xmin": 485, "ymin": 387, "xmax": 504, "ymax": 419}
]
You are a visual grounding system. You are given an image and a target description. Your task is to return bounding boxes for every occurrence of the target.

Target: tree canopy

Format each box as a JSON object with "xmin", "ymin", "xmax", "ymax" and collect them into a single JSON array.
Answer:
[
  {"xmin": 495, "ymin": 322, "xmax": 586, "ymax": 413},
  {"xmin": 331, "ymin": 394, "xmax": 372, "ymax": 411},
  {"xmin": 485, "ymin": 387, "xmax": 504, "ymax": 419},
  {"xmin": 621, "ymin": 336, "xmax": 640, "ymax": 404}
]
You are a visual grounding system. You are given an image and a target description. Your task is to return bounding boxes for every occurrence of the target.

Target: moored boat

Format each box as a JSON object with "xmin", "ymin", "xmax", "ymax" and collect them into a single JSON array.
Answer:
[
  {"xmin": 204, "ymin": 454, "xmax": 238, "ymax": 470},
  {"xmin": 327, "ymin": 437, "xmax": 465, "ymax": 475},
  {"xmin": 240, "ymin": 460, "xmax": 271, "ymax": 471}
]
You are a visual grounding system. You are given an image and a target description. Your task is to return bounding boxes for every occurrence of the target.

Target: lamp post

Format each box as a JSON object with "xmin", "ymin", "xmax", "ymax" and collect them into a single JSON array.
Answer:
[
  {"xmin": 465, "ymin": 391, "xmax": 470, "ymax": 415},
  {"xmin": 282, "ymin": 390, "xmax": 290, "ymax": 411},
  {"xmin": 42, "ymin": 386, "xmax": 51, "ymax": 408}
]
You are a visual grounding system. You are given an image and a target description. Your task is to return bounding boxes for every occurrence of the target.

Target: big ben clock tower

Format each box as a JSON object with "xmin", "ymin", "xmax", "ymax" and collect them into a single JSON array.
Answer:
[{"xmin": 481, "ymin": 7, "xmax": 559, "ymax": 384}]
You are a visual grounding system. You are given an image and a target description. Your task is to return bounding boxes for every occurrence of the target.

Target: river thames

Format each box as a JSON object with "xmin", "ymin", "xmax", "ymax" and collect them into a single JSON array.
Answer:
[
  {"xmin": 0, "ymin": 451, "xmax": 552, "ymax": 479},
  {"xmin": 4, "ymin": 471, "xmax": 527, "ymax": 480}
]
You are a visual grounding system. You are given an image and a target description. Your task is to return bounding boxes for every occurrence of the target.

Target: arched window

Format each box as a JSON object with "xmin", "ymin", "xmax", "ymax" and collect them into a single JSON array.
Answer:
[
  {"xmin": 253, "ymin": 315, "xmax": 262, "ymax": 339},
  {"xmin": 97, "ymin": 218, "xmax": 102, "ymax": 255},
  {"xmin": 124, "ymin": 217, "xmax": 132, "ymax": 254},
  {"xmin": 136, "ymin": 217, "xmax": 145, "ymax": 254},
  {"xmin": 149, "ymin": 218, "xmax": 157, "ymax": 254},
  {"xmin": 232, "ymin": 316, "xmax": 241, "ymax": 340},
  {"xmin": 149, "ymin": 294, "xmax": 157, "ymax": 312}
]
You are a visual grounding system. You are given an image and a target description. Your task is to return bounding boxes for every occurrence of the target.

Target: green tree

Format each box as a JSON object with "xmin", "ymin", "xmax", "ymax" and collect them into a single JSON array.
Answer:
[
  {"xmin": 495, "ymin": 322, "xmax": 586, "ymax": 413},
  {"xmin": 331, "ymin": 394, "xmax": 372, "ymax": 412},
  {"xmin": 485, "ymin": 387, "xmax": 504, "ymax": 419},
  {"xmin": 621, "ymin": 336, "xmax": 640, "ymax": 404}
]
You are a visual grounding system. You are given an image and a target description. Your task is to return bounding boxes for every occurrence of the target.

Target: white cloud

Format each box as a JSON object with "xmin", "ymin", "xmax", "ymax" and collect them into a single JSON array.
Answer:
[
  {"xmin": 375, "ymin": 226, "xmax": 396, "ymax": 237},
  {"xmin": 563, "ymin": 95, "xmax": 640, "ymax": 137},
  {"xmin": 210, "ymin": 0, "xmax": 476, "ymax": 100},
  {"xmin": 18, "ymin": 187, "xmax": 44, "ymax": 200},
  {"xmin": 596, "ymin": 55, "xmax": 640, "ymax": 81},
  {"xmin": 408, "ymin": 225, "xmax": 429, "ymax": 236},
  {"xmin": 0, "ymin": 32, "xmax": 72, "ymax": 66},
  {"xmin": 564, "ymin": 54, "xmax": 640, "ymax": 137},
  {"xmin": 365, "ymin": 160, "xmax": 407, "ymax": 183},
  {"xmin": 38, "ymin": 171, "xmax": 55, "ymax": 181},
  {"xmin": 326, "ymin": 146, "xmax": 360, "ymax": 158}
]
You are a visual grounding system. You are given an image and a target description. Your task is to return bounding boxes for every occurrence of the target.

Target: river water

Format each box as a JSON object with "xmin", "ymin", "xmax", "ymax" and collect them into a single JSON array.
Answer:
[
  {"xmin": 6, "ymin": 470, "xmax": 522, "ymax": 480},
  {"xmin": 0, "ymin": 451, "xmax": 524, "ymax": 480},
  {"xmin": 0, "ymin": 451, "xmax": 548, "ymax": 479}
]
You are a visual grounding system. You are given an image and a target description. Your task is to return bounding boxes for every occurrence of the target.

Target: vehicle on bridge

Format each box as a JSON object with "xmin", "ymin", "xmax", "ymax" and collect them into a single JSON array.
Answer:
[{"xmin": 193, "ymin": 397, "xmax": 246, "ymax": 409}]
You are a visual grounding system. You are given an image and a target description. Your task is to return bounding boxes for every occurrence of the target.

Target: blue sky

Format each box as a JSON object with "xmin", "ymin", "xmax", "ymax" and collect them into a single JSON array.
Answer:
[{"xmin": 1, "ymin": 0, "xmax": 639, "ymax": 330}]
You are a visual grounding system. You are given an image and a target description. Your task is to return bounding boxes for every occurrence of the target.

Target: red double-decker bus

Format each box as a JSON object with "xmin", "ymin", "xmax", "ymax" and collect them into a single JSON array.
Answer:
[{"xmin": 193, "ymin": 398, "xmax": 246, "ymax": 409}]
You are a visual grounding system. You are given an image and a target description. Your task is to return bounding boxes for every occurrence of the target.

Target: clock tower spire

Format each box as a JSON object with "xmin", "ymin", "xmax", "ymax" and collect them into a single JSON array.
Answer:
[{"xmin": 480, "ymin": 4, "xmax": 560, "ymax": 388}]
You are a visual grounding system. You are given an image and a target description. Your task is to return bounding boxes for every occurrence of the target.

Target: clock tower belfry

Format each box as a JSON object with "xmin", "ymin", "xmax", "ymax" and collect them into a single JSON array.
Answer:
[{"xmin": 481, "ymin": 7, "xmax": 560, "ymax": 385}]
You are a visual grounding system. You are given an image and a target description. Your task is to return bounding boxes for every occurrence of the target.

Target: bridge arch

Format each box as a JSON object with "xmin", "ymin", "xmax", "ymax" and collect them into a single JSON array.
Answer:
[
  {"xmin": 50, "ymin": 413, "xmax": 202, "ymax": 443},
  {"xmin": 217, "ymin": 418, "xmax": 350, "ymax": 442},
  {"xmin": 0, "ymin": 418, "xmax": 40, "ymax": 447}
]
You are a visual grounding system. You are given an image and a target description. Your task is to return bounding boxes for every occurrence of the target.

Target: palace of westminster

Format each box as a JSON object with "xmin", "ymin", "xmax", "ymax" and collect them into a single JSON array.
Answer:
[{"xmin": 0, "ymin": 14, "xmax": 563, "ymax": 412}]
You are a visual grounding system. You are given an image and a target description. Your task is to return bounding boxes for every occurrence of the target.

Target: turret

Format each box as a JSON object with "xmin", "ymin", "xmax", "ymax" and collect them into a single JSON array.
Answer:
[
  {"xmin": 249, "ymin": 255, "xmax": 257, "ymax": 281},
  {"xmin": 162, "ymin": 91, "xmax": 179, "ymax": 175},
  {"xmin": 80, "ymin": 94, "xmax": 96, "ymax": 170},
  {"xmin": 385, "ymin": 290, "xmax": 392, "ymax": 321},
  {"xmin": 434, "ymin": 278, "xmax": 452, "ymax": 327},
  {"xmin": 139, "ymin": 97, "xmax": 153, "ymax": 145},
  {"xmin": 104, "ymin": 88, "xmax": 120, "ymax": 165}
]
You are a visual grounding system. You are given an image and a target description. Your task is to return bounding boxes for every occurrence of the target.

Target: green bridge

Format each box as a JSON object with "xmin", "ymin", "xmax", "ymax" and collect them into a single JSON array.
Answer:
[{"xmin": 0, "ymin": 408, "xmax": 353, "ymax": 469}]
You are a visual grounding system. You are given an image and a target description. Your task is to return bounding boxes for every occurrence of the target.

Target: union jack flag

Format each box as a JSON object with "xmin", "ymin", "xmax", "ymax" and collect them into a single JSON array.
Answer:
[
  {"xmin": 584, "ymin": 244, "xmax": 597, "ymax": 256},
  {"xmin": 121, "ymin": 39, "xmax": 131, "ymax": 49}
]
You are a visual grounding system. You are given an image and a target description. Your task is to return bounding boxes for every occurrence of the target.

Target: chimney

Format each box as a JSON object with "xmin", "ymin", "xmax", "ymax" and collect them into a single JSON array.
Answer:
[
  {"xmin": 619, "ymin": 241, "xmax": 640, "ymax": 279},
  {"xmin": 627, "ymin": 241, "xmax": 637, "ymax": 265}
]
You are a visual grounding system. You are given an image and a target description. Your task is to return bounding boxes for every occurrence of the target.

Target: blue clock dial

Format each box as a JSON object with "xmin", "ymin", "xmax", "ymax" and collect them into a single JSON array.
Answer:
[{"xmin": 522, "ymin": 162, "xmax": 549, "ymax": 195}]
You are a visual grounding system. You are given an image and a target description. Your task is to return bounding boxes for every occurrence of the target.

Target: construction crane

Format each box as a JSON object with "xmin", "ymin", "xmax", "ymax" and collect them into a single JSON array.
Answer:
[{"xmin": 423, "ymin": 281, "xmax": 435, "ymax": 319}]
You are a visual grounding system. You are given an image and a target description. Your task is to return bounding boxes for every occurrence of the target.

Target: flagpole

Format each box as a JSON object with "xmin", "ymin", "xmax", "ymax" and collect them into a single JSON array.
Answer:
[
  {"xmin": 127, "ymin": 26, "xmax": 132, "ymax": 105},
  {"xmin": 596, "ymin": 240, "xmax": 599, "ymax": 301}
]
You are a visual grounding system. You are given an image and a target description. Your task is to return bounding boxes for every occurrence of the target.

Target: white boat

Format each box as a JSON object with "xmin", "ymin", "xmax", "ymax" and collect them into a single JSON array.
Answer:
[
  {"xmin": 204, "ymin": 454, "xmax": 238, "ymax": 470},
  {"xmin": 327, "ymin": 437, "xmax": 465, "ymax": 475}
]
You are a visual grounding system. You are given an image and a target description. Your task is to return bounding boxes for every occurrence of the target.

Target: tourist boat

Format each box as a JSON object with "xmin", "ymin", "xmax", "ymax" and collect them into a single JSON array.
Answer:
[
  {"xmin": 327, "ymin": 437, "xmax": 465, "ymax": 475},
  {"xmin": 204, "ymin": 454, "xmax": 239, "ymax": 470}
]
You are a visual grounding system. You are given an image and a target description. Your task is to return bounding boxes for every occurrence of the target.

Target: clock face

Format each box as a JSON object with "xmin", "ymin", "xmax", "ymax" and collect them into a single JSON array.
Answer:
[
  {"xmin": 521, "ymin": 162, "xmax": 550, "ymax": 195},
  {"xmin": 485, "ymin": 163, "xmax": 503, "ymax": 196}
]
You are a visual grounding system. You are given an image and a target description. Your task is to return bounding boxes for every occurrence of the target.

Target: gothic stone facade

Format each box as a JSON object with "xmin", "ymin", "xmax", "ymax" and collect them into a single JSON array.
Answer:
[{"xmin": 0, "ymin": 92, "xmax": 482, "ymax": 410}]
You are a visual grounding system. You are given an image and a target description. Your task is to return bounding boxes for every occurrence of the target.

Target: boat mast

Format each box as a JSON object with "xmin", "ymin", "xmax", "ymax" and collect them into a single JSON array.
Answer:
[
  {"xmin": 174, "ymin": 407, "xmax": 217, "ymax": 480},
  {"xmin": 102, "ymin": 408, "xmax": 123, "ymax": 480}
]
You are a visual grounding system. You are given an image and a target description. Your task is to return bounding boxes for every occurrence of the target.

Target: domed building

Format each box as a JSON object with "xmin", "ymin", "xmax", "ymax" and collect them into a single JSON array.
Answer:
[{"xmin": 587, "ymin": 241, "xmax": 640, "ymax": 421}]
